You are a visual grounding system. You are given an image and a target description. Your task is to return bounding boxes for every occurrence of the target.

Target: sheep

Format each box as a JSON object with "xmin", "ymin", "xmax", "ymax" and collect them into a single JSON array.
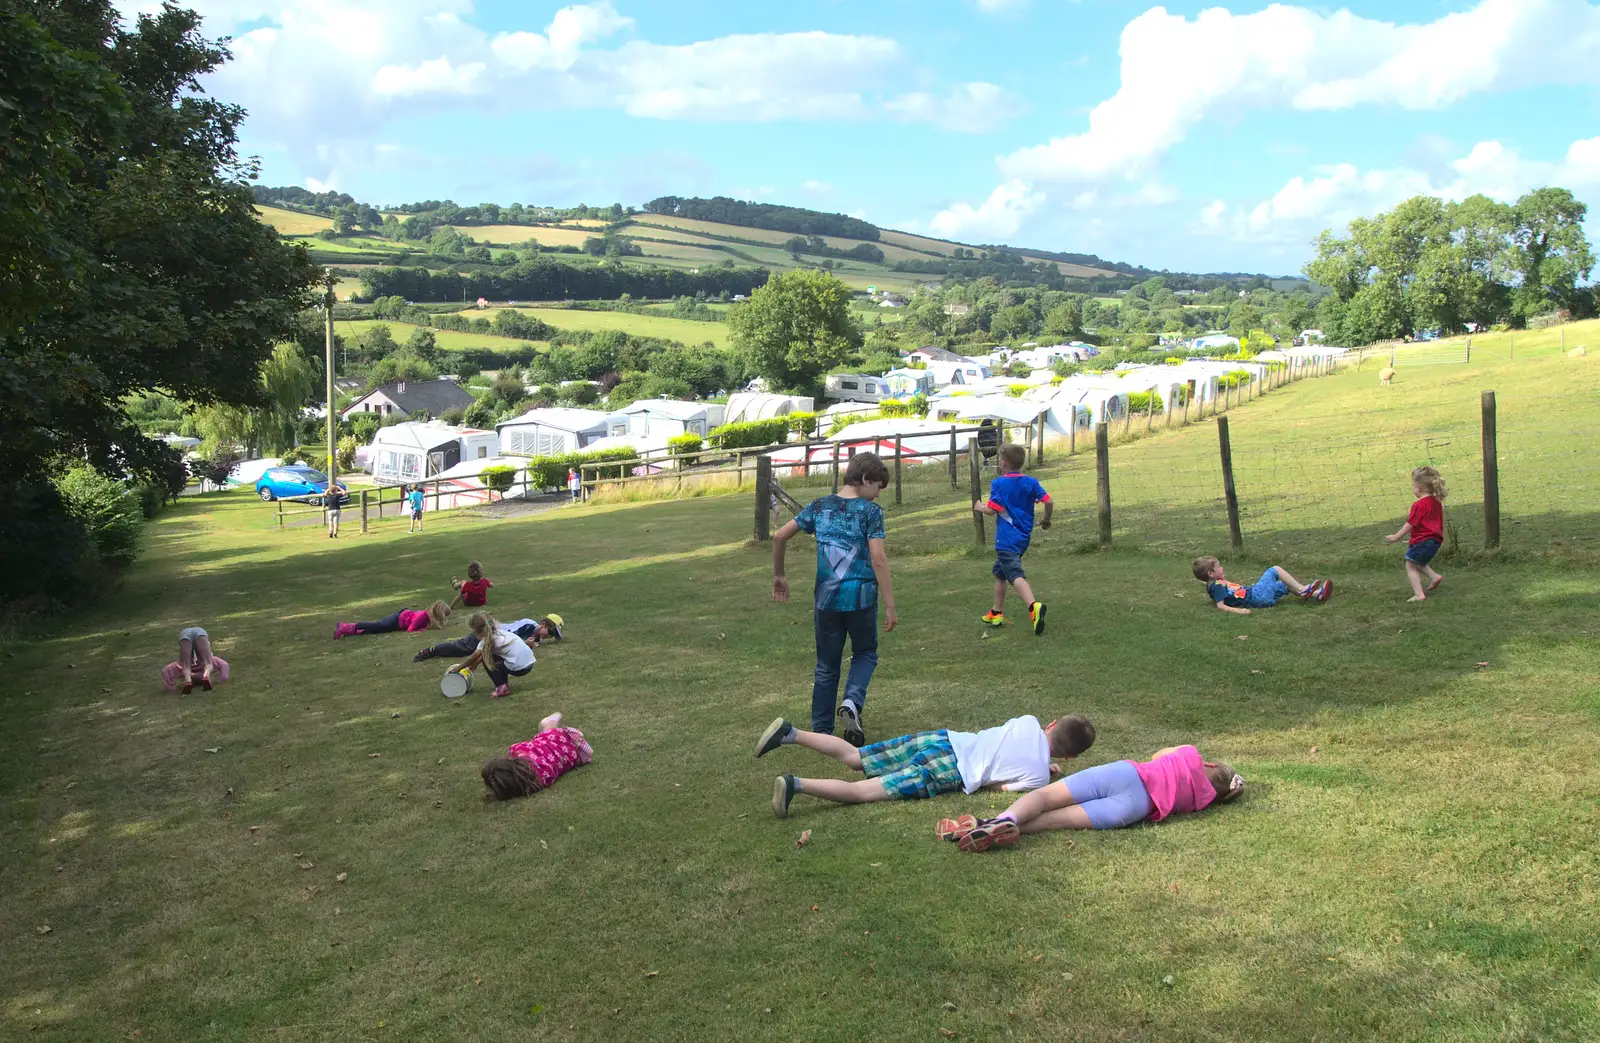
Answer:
[{"xmin": 1379, "ymin": 367, "xmax": 1396, "ymax": 385}]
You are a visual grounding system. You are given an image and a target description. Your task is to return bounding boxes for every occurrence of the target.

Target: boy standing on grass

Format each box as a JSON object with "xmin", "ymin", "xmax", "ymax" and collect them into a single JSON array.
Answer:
[
  {"xmin": 974, "ymin": 444, "xmax": 1052, "ymax": 635},
  {"xmin": 408, "ymin": 484, "xmax": 425, "ymax": 533},
  {"xmin": 772, "ymin": 452, "xmax": 897, "ymax": 748}
]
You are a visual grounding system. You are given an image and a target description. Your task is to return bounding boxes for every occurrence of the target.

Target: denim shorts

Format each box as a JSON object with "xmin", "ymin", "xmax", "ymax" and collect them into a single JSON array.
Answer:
[
  {"xmin": 992, "ymin": 550, "xmax": 1027, "ymax": 583},
  {"xmin": 1405, "ymin": 539, "xmax": 1441, "ymax": 566},
  {"xmin": 1245, "ymin": 568, "xmax": 1288, "ymax": 608}
]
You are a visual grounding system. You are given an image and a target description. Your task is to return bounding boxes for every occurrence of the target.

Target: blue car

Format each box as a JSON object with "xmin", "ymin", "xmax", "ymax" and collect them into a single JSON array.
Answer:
[{"xmin": 256, "ymin": 465, "xmax": 330, "ymax": 503}]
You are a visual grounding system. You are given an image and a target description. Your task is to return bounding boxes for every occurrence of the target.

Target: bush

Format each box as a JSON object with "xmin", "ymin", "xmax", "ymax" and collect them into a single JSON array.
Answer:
[
  {"xmin": 785, "ymin": 411, "xmax": 818, "ymax": 437},
  {"xmin": 337, "ymin": 435, "xmax": 359, "ymax": 471},
  {"xmin": 131, "ymin": 482, "xmax": 165, "ymax": 519},
  {"xmin": 479, "ymin": 465, "xmax": 517, "ymax": 492},
  {"xmin": 522, "ymin": 447, "xmax": 640, "ymax": 489},
  {"xmin": 280, "ymin": 446, "xmax": 308, "ymax": 465},
  {"xmin": 1126, "ymin": 391, "xmax": 1165, "ymax": 413},
  {"xmin": 190, "ymin": 449, "xmax": 238, "ymax": 488},
  {"xmin": 55, "ymin": 464, "xmax": 146, "ymax": 567},
  {"xmin": 827, "ymin": 410, "xmax": 881, "ymax": 436},
  {"xmin": 707, "ymin": 417, "xmax": 791, "ymax": 450},
  {"xmin": 667, "ymin": 434, "xmax": 703, "ymax": 457},
  {"xmin": 346, "ymin": 412, "xmax": 381, "ymax": 443}
]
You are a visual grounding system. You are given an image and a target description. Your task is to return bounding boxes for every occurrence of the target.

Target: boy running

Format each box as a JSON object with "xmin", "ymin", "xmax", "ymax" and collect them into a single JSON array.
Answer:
[
  {"xmin": 973, "ymin": 444, "xmax": 1052, "ymax": 634},
  {"xmin": 772, "ymin": 452, "xmax": 896, "ymax": 747}
]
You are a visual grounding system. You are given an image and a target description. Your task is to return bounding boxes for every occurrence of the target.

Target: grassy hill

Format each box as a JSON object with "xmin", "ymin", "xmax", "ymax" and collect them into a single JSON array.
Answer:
[{"xmin": 4, "ymin": 325, "xmax": 1598, "ymax": 1040}]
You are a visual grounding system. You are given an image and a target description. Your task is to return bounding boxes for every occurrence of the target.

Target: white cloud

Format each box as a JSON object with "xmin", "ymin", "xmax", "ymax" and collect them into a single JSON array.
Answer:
[
  {"xmin": 885, "ymin": 82, "xmax": 1018, "ymax": 133},
  {"xmin": 972, "ymin": 0, "xmax": 1026, "ymax": 12},
  {"xmin": 801, "ymin": 180, "xmax": 833, "ymax": 194},
  {"xmin": 999, "ymin": 0, "xmax": 1600, "ymax": 185},
  {"xmin": 491, "ymin": 1, "xmax": 633, "ymax": 71},
  {"xmin": 1203, "ymin": 136, "xmax": 1600, "ymax": 245},
  {"xmin": 928, "ymin": 180, "xmax": 1044, "ymax": 240},
  {"xmin": 373, "ymin": 56, "xmax": 486, "ymax": 98}
]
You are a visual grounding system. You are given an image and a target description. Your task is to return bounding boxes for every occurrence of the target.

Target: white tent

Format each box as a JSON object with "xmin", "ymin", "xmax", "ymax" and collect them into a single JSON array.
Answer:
[
  {"xmin": 768, "ymin": 418, "xmax": 958, "ymax": 470},
  {"xmin": 497, "ymin": 407, "xmax": 625, "ymax": 457},
  {"xmin": 724, "ymin": 392, "xmax": 814, "ymax": 424},
  {"xmin": 945, "ymin": 396, "xmax": 1050, "ymax": 427}
]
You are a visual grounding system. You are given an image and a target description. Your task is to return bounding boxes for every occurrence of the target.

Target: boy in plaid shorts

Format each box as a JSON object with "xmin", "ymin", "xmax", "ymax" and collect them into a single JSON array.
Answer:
[{"xmin": 754, "ymin": 712, "xmax": 1095, "ymax": 818}]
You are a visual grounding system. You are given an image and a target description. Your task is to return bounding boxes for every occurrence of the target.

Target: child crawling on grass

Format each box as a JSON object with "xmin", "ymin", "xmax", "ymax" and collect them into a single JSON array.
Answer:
[
  {"xmin": 481, "ymin": 713, "xmax": 593, "ymax": 800},
  {"xmin": 334, "ymin": 601, "xmax": 451, "ymax": 638},
  {"xmin": 938, "ymin": 743, "xmax": 1245, "ymax": 852},
  {"xmin": 756, "ymin": 713, "xmax": 1095, "ymax": 818},
  {"xmin": 1192, "ymin": 556, "xmax": 1330, "ymax": 615}
]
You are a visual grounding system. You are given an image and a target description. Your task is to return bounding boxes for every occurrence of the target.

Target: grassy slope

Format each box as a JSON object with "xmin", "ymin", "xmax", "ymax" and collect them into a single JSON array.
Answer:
[
  {"xmin": 334, "ymin": 318, "xmax": 545, "ymax": 354},
  {"xmin": 477, "ymin": 307, "xmax": 730, "ymax": 348},
  {"xmin": 256, "ymin": 204, "xmax": 332, "ymax": 235},
  {"xmin": 5, "ymin": 328, "xmax": 1598, "ymax": 1041}
]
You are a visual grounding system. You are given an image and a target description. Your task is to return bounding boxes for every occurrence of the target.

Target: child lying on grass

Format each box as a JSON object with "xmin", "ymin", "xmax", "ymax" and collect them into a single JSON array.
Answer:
[
  {"xmin": 1192, "ymin": 556, "xmax": 1330, "ymax": 615},
  {"xmin": 481, "ymin": 713, "xmax": 593, "ymax": 800},
  {"xmin": 939, "ymin": 744, "xmax": 1244, "ymax": 852},
  {"xmin": 757, "ymin": 713, "xmax": 1095, "ymax": 818}
]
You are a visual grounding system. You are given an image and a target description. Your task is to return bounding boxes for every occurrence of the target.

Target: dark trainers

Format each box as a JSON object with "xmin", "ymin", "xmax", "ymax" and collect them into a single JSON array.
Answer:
[
  {"xmin": 756, "ymin": 717, "xmax": 794, "ymax": 758},
  {"xmin": 1029, "ymin": 601, "xmax": 1047, "ymax": 636},
  {"xmin": 837, "ymin": 702, "xmax": 865, "ymax": 747},
  {"xmin": 772, "ymin": 774, "xmax": 798, "ymax": 818},
  {"xmin": 413, "ymin": 647, "xmax": 436, "ymax": 663}
]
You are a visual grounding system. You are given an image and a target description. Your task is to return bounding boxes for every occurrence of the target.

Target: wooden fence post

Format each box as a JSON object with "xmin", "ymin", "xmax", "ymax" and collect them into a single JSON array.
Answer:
[
  {"xmin": 1146, "ymin": 393, "xmax": 1154, "ymax": 434},
  {"xmin": 1095, "ymin": 422, "xmax": 1112, "ymax": 548},
  {"xmin": 1069, "ymin": 414, "xmax": 1078, "ymax": 455},
  {"xmin": 433, "ymin": 478, "xmax": 440, "ymax": 515},
  {"xmin": 1218, "ymin": 415, "xmax": 1243, "ymax": 549},
  {"xmin": 893, "ymin": 435, "xmax": 903, "ymax": 506},
  {"xmin": 831, "ymin": 441, "xmax": 841, "ymax": 494},
  {"xmin": 736, "ymin": 451, "xmax": 744, "ymax": 489},
  {"xmin": 360, "ymin": 489, "xmax": 369, "ymax": 533},
  {"xmin": 968, "ymin": 437, "xmax": 985, "ymax": 547},
  {"xmin": 754, "ymin": 455, "xmax": 772, "ymax": 542},
  {"xmin": 277, "ymin": 499, "xmax": 283, "ymax": 529},
  {"xmin": 1481, "ymin": 391, "xmax": 1500, "ymax": 550},
  {"xmin": 948, "ymin": 429, "xmax": 958, "ymax": 488},
  {"xmin": 1035, "ymin": 417, "xmax": 1045, "ymax": 464}
]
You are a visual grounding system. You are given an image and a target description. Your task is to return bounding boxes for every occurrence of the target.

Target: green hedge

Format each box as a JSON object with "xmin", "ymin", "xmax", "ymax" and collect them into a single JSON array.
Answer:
[
  {"xmin": 480, "ymin": 465, "xmax": 517, "ymax": 492},
  {"xmin": 707, "ymin": 417, "xmax": 790, "ymax": 450},
  {"xmin": 1126, "ymin": 391, "xmax": 1165, "ymax": 413},
  {"xmin": 786, "ymin": 411, "xmax": 819, "ymax": 437},
  {"xmin": 55, "ymin": 465, "xmax": 145, "ymax": 567},
  {"xmin": 524, "ymin": 447, "xmax": 638, "ymax": 488},
  {"xmin": 667, "ymin": 434, "xmax": 703, "ymax": 457}
]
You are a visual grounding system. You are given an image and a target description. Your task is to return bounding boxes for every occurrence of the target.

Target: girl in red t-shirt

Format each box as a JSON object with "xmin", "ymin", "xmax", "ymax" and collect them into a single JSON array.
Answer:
[
  {"xmin": 451, "ymin": 560, "xmax": 494, "ymax": 609},
  {"xmin": 1385, "ymin": 466, "xmax": 1447, "ymax": 601},
  {"xmin": 481, "ymin": 713, "xmax": 593, "ymax": 800}
]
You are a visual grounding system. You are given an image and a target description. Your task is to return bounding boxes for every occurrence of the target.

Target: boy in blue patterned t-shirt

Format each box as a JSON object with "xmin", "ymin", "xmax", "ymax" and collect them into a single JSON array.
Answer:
[
  {"xmin": 973, "ymin": 444, "xmax": 1053, "ymax": 635},
  {"xmin": 772, "ymin": 452, "xmax": 897, "ymax": 747}
]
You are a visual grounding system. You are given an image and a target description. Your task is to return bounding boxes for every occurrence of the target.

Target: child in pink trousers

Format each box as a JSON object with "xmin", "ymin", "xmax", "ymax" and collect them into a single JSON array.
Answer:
[{"xmin": 481, "ymin": 713, "xmax": 593, "ymax": 800}]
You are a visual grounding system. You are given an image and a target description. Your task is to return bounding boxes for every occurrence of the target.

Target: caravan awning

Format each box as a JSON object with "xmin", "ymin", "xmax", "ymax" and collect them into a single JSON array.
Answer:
[{"xmin": 949, "ymin": 396, "xmax": 1050, "ymax": 425}]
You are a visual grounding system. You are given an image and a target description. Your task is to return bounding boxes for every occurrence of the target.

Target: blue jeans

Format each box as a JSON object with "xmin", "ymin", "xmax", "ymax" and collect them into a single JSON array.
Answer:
[{"xmin": 812, "ymin": 606, "xmax": 878, "ymax": 733}]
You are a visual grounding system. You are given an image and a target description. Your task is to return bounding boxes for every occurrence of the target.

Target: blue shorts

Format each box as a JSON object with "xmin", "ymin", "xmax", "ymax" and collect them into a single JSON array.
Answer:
[
  {"xmin": 992, "ymin": 550, "xmax": 1027, "ymax": 583},
  {"xmin": 1405, "ymin": 539, "xmax": 1440, "ymax": 566},
  {"xmin": 1245, "ymin": 568, "xmax": 1288, "ymax": 608},
  {"xmin": 1059, "ymin": 760, "xmax": 1153, "ymax": 829}
]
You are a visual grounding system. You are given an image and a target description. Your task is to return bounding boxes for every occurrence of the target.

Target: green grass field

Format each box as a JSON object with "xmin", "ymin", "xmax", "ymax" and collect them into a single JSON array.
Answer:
[
  {"xmin": 480, "ymin": 307, "xmax": 730, "ymax": 348},
  {"xmin": 334, "ymin": 318, "xmax": 544, "ymax": 354},
  {"xmin": 4, "ymin": 325, "xmax": 1599, "ymax": 1040}
]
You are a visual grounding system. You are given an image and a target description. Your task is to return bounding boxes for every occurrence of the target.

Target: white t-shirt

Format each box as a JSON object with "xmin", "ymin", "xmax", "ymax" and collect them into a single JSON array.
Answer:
[
  {"xmin": 499, "ymin": 619, "xmax": 536, "ymax": 634},
  {"xmin": 945, "ymin": 715, "xmax": 1051, "ymax": 794},
  {"xmin": 485, "ymin": 630, "xmax": 536, "ymax": 672}
]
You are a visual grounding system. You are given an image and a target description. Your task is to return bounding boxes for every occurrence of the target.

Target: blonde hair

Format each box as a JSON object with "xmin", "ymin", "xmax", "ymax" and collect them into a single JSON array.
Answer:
[
  {"xmin": 469, "ymin": 611, "xmax": 512, "ymax": 657},
  {"xmin": 1411, "ymin": 466, "xmax": 1447, "ymax": 501},
  {"xmin": 465, "ymin": 560, "xmax": 484, "ymax": 581},
  {"xmin": 425, "ymin": 601, "xmax": 451, "ymax": 629}
]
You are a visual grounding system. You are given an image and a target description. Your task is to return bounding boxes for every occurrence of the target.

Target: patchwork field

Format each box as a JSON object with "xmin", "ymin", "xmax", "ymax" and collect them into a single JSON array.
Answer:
[
  {"xmin": 333, "ymin": 318, "xmax": 544, "ymax": 354},
  {"xmin": 451, "ymin": 225, "xmax": 598, "ymax": 248},
  {"xmin": 3, "ymin": 329, "xmax": 1598, "ymax": 1040},
  {"xmin": 255, "ymin": 204, "xmax": 333, "ymax": 236},
  {"xmin": 477, "ymin": 307, "xmax": 731, "ymax": 348}
]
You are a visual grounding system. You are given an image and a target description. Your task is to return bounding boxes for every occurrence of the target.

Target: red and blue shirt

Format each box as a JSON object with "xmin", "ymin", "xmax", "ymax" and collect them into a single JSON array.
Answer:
[{"xmin": 986, "ymin": 473, "xmax": 1051, "ymax": 555}]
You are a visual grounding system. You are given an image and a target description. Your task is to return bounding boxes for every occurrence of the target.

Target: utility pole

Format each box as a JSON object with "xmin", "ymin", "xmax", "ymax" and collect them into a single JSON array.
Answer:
[{"xmin": 324, "ymin": 270, "xmax": 338, "ymax": 494}]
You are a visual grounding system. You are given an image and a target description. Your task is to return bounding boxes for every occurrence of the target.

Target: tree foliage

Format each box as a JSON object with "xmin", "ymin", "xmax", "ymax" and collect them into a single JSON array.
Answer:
[
  {"xmin": 728, "ymin": 270, "xmax": 863, "ymax": 395},
  {"xmin": 643, "ymin": 196, "xmax": 879, "ymax": 240}
]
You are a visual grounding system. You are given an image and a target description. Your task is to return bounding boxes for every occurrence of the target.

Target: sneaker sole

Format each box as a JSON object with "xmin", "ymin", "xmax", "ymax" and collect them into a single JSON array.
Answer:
[
  {"xmin": 936, "ymin": 814, "xmax": 978, "ymax": 841},
  {"xmin": 1318, "ymin": 580, "xmax": 1333, "ymax": 601},
  {"xmin": 1032, "ymin": 603, "xmax": 1047, "ymax": 636},
  {"xmin": 755, "ymin": 717, "xmax": 791, "ymax": 758},
  {"xmin": 772, "ymin": 776, "xmax": 792, "ymax": 818},
  {"xmin": 958, "ymin": 820, "xmax": 1020, "ymax": 852},
  {"xmin": 837, "ymin": 705, "xmax": 864, "ymax": 747}
]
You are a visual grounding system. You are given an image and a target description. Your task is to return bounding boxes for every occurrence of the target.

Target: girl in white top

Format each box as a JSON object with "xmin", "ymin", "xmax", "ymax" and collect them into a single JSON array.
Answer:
[{"xmin": 450, "ymin": 612, "xmax": 536, "ymax": 698}]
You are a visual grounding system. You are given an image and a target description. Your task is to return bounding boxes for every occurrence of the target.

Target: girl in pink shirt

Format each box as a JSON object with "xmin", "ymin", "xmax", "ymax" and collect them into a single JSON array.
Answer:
[
  {"xmin": 943, "ymin": 745, "xmax": 1244, "ymax": 852},
  {"xmin": 481, "ymin": 712, "xmax": 593, "ymax": 800},
  {"xmin": 334, "ymin": 600, "xmax": 450, "ymax": 639}
]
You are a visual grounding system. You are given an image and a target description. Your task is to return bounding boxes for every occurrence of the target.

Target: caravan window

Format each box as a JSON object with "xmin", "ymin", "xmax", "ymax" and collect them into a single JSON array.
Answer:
[
  {"xmin": 840, "ymin": 380, "xmax": 858, "ymax": 391},
  {"xmin": 610, "ymin": 421, "xmax": 628, "ymax": 437},
  {"xmin": 399, "ymin": 452, "xmax": 422, "ymax": 480},
  {"xmin": 477, "ymin": 446, "xmax": 488, "ymax": 458},
  {"xmin": 689, "ymin": 421, "xmax": 705, "ymax": 437}
]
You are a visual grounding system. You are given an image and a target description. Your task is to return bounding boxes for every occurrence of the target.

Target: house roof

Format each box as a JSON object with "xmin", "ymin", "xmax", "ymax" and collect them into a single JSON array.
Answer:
[
  {"xmin": 351, "ymin": 378, "xmax": 475, "ymax": 416},
  {"xmin": 621, "ymin": 398, "xmax": 707, "ymax": 420},
  {"xmin": 496, "ymin": 407, "xmax": 618, "ymax": 434}
]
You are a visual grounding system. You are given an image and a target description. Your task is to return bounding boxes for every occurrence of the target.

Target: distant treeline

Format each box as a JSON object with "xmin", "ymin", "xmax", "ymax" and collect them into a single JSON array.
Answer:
[
  {"xmin": 255, "ymin": 186, "xmax": 357, "ymax": 213},
  {"xmin": 359, "ymin": 257, "xmax": 769, "ymax": 303},
  {"xmin": 643, "ymin": 196, "xmax": 878, "ymax": 241}
]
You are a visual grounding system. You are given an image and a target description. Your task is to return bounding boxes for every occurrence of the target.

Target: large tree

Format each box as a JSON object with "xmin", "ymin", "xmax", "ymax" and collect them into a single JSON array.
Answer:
[
  {"xmin": 0, "ymin": 1, "xmax": 320, "ymax": 595},
  {"xmin": 728, "ymin": 270, "xmax": 861, "ymax": 394}
]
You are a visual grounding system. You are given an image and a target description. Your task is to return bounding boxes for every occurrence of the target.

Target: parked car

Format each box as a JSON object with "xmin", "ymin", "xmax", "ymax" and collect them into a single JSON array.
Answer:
[{"xmin": 255, "ymin": 465, "xmax": 330, "ymax": 503}]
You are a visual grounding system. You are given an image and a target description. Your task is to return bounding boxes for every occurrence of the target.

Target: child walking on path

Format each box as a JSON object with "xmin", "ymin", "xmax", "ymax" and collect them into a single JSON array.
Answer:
[
  {"xmin": 451, "ymin": 560, "xmax": 494, "ymax": 609},
  {"xmin": 758, "ymin": 713, "xmax": 1095, "ymax": 818},
  {"xmin": 334, "ymin": 601, "xmax": 450, "ymax": 639},
  {"xmin": 1386, "ymin": 466, "xmax": 1447, "ymax": 601},
  {"xmin": 450, "ymin": 611, "xmax": 536, "ymax": 698},
  {"xmin": 1193, "ymin": 557, "xmax": 1330, "ymax": 614},
  {"xmin": 325, "ymin": 482, "xmax": 348, "ymax": 538},
  {"xmin": 408, "ymin": 484, "xmax": 425, "ymax": 532},
  {"xmin": 941, "ymin": 744, "xmax": 1245, "ymax": 852},
  {"xmin": 973, "ymin": 444, "xmax": 1052, "ymax": 635},
  {"xmin": 414, "ymin": 614, "xmax": 562, "ymax": 662},
  {"xmin": 568, "ymin": 468, "xmax": 581, "ymax": 501},
  {"xmin": 481, "ymin": 712, "xmax": 593, "ymax": 800},
  {"xmin": 772, "ymin": 452, "xmax": 897, "ymax": 747}
]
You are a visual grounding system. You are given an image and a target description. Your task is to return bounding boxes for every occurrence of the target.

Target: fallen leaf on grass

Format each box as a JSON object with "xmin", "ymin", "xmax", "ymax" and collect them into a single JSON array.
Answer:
[
  {"xmin": 367, "ymin": 753, "xmax": 380, "ymax": 759},
  {"xmin": 36, "ymin": 925, "xmax": 51, "ymax": 935},
  {"xmin": 298, "ymin": 861, "xmax": 314, "ymax": 871},
  {"xmin": 203, "ymin": 747, "xmax": 220, "ymax": 754},
  {"xmin": 1235, "ymin": 635, "xmax": 1248, "ymax": 641},
  {"xmin": 942, "ymin": 1002, "xmax": 957, "ymax": 1011},
  {"xmin": 1474, "ymin": 661, "xmax": 1490, "ymax": 670},
  {"xmin": 795, "ymin": 829, "xmax": 812, "ymax": 848},
  {"xmin": 335, "ymin": 872, "xmax": 348, "ymax": 883},
  {"xmin": 810, "ymin": 904, "xmax": 819, "ymax": 912},
  {"xmin": 433, "ymin": 800, "xmax": 443, "ymax": 809},
  {"xmin": 1310, "ymin": 746, "xmax": 1319, "ymax": 755},
  {"xmin": 1250, "ymin": 669, "xmax": 1263, "ymax": 675},
  {"xmin": 1161, "ymin": 974, "xmax": 1176, "ymax": 988},
  {"xmin": 1031, "ymin": 955, "xmax": 1043, "ymax": 963},
  {"xmin": 869, "ymin": 863, "xmax": 881, "ymax": 868},
  {"xmin": 938, "ymin": 1030, "xmax": 958, "ymax": 1039},
  {"xmin": 644, "ymin": 971, "xmax": 658, "ymax": 978},
  {"xmin": 248, "ymin": 825, "xmax": 261, "ymax": 834}
]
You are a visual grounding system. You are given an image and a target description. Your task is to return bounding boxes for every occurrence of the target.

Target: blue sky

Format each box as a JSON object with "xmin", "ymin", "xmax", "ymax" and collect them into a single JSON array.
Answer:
[{"xmin": 128, "ymin": 0, "xmax": 1600, "ymax": 275}]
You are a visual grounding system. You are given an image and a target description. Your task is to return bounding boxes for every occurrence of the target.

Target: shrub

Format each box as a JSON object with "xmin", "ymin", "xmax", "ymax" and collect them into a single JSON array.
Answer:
[
  {"xmin": 280, "ymin": 446, "xmax": 307, "ymax": 465},
  {"xmin": 827, "ymin": 411, "xmax": 881, "ymax": 436},
  {"xmin": 785, "ymin": 411, "xmax": 818, "ymax": 437},
  {"xmin": 55, "ymin": 464, "xmax": 146, "ymax": 567},
  {"xmin": 190, "ymin": 449, "xmax": 238, "ymax": 489},
  {"xmin": 707, "ymin": 417, "xmax": 790, "ymax": 450},
  {"xmin": 479, "ymin": 465, "xmax": 517, "ymax": 493},
  {"xmin": 879, "ymin": 399, "xmax": 917, "ymax": 418},
  {"xmin": 522, "ymin": 447, "xmax": 639, "ymax": 489},
  {"xmin": 667, "ymin": 433, "xmax": 703, "ymax": 457},
  {"xmin": 337, "ymin": 435, "xmax": 359, "ymax": 471},
  {"xmin": 347, "ymin": 412, "xmax": 381, "ymax": 443},
  {"xmin": 1126, "ymin": 391, "xmax": 1165, "ymax": 413}
]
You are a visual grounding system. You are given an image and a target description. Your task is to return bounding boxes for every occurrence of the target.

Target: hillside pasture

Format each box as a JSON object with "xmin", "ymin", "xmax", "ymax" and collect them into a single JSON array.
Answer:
[
  {"xmin": 255, "ymin": 204, "xmax": 333, "ymax": 235},
  {"xmin": 4, "ymin": 335, "xmax": 1600, "ymax": 1041},
  {"xmin": 334, "ymin": 318, "xmax": 546, "ymax": 355},
  {"xmin": 478, "ymin": 306, "xmax": 731, "ymax": 348},
  {"xmin": 451, "ymin": 225, "xmax": 597, "ymax": 248}
]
